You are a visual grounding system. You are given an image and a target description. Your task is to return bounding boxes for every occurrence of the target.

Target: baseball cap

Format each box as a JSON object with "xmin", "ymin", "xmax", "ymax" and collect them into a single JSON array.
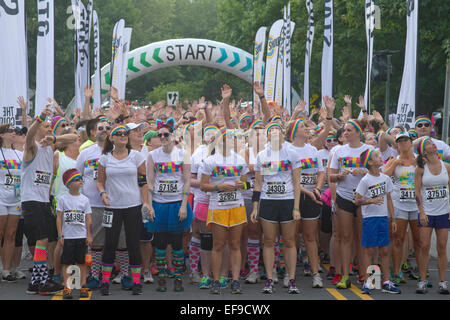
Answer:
[
  {"xmin": 126, "ymin": 123, "xmax": 145, "ymax": 131},
  {"xmin": 395, "ymin": 132, "xmax": 411, "ymax": 142}
]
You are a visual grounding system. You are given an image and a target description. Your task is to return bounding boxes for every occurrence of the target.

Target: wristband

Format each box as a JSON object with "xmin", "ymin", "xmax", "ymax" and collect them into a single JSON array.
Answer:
[
  {"xmin": 214, "ymin": 184, "xmax": 219, "ymax": 192},
  {"xmin": 183, "ymin": 192, "xmax": 190, "ymax": 196},
  {"xmin": 57, "ymin": 236, "xmax": 63, "ymax": 240},
  {"xmin": 242, "ymin": 182, "xmax": 251, "ymax": 190},
  {"xmin": 252, "ymin": 191, "xmax": 261, "ymax": 203},
  {"xmin": 36, "ymin": 114, "xmax": 46, "ymax": 123},
  {"xmin": 53, "ymin": 136, "xmax": 57, "ymax": 144},
  {"xmin": 99, "ymin": 190, "xmax": 106, "ymax": 197}
]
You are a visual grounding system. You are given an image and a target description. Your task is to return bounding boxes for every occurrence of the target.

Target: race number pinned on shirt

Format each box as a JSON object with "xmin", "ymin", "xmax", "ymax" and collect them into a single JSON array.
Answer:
[
  {"xmin": 102, "ymin": 210, "xmax": 113, "ymax": 228},
  {"xmin": 300, "ymin": 173, "xmax": 317, "ymax": 186},
  {"xmin": 157, "ymin": 180, "xmax": 179, "ymax": 195},
  {"xmin": 33, "ymin": 171, "xmax": 51, "ymax": 186},
  {"xmin": 368, "ymin": 182, "xmax": 386, "ymax": 198},
  {"xmin": 64, "ymin": 210, "xmax": 86, "ymax": 226},
  {"xmin": 425, "ymin": 186, "xmax": 448, "ymax": 202},
  {"xmin": 4, "ymin": 174, "xmax": 20, "ymax": 189},
  {"xmin": 218, "ymin": 191, "xmax": 238, "ymax": 206},
  {"xmin": 93, "ymin": 168, "xmax": 98, "ymax": 181},
  {"xmin": 399, "ymin": 187, "xmax": 415, "ymax": 202},
  {"xmin": 266, "ymin": 182, "xmax": 286, "ymax": 198}
]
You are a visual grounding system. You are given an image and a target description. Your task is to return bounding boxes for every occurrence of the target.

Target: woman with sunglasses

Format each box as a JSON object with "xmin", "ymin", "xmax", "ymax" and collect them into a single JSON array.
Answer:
[
  {"xmin": 250, "ymin": 122, "xmax": 301, "ymax": 294},
  {"xmin": 0, "ymin": 124, "xmax": 23, "ymax": 282},
  {"xmin": 329, "ymin": 119, "xmax": 374, "ymax": 289},
  {"xmin": 97, "ymin": 124, "xmax": 151, "ymax": 296},
  {"xmin": 414, "ymin": 138, "xmax": 450, "ymax": 294},
  {"xmin": 200, "ymin": 128, "xmax": 250, "ymax": 294},
  {"xmin": 145, "ymin": 123, "xmax": 193, "ymax": 293},
  {"xmin": 414, "ymin": 116, "xmax": 450, "ymax": 163}
]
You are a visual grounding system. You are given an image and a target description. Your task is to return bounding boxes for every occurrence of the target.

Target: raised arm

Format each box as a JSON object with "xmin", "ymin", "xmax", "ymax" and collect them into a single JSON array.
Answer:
[{"xmin": 253, "ymin": 81, "xmax": 271, "ymax": 124}]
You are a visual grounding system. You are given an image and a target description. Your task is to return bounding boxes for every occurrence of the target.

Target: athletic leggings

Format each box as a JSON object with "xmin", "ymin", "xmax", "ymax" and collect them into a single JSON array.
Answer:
[
  {"xmin": 102, "ymin": 205, "xmax": 142, "ymax": 266},
  {"xmin": 154, "ymin": 232, "xmax": 184, "ymax": 251}
]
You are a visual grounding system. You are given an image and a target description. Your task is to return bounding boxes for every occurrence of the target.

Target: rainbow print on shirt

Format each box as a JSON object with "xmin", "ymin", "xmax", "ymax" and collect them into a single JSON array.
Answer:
[
  {"xmin": 322, "ymin": 158, "xmax": 328, "ymax": 168},
  {"xmin": 300, "ymin": 158, "xmax": 318, "ymax": 169},
  {"xmin": 154, "ymin": 161, "xmax": 183, "ymax": 173},
  {"xmin": 84, "ymin": 158, "xmax": 99, "ymax": 168},
  {"xmin": 261, "ymin": 160, "xmax": 292, "ymax": 172},
  {"xmin": 212, "ymin": 165, "xmax": 243, "ymax": 177},
  {"xmin": 339, "ymin": 157, "xmax": 362, "ymax": 168},
  {"xmin": 0, "ymin": 160, "xmax": 21, "ymax": 170}
]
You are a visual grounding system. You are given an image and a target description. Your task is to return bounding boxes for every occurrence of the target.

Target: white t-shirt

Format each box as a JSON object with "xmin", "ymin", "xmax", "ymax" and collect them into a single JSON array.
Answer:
[
  {"xmin": 56, "ymin": 193, "xmax": 92, "ymax": 239},
  {"xmin": 431, "ymin": 138, "xmax": 450, "ymax": 162},
  {"xmin": 76, "ymin": 144, "xmax": 103, "ymax": 208},
  {"xmin": 199, "ymin": 151, "xmax": 249, "ymax": 210},
  {"xmin": 191, "ymin": 145, "xmax": 210, "ymax": 205},
  {"xmin": 288, "ymin": 143, "xmax": 324, "ymax": 191},
  {"xmin": 329, "ymin": 144, "xmax": 374, "ymax": 201},
  {"xmin": 380, "ymin": 146, "xmax": 399, "ymax": 165},
  {"xmin": 98, "ymin": 150, "xmax": 145, "ymax": 209},
  {"xmin": 0, "ymin": 148, "xmax": 23, "ymax": 206},
  {"xmin": 255, "ymin": 145, "xmax": 301, "ymax": 200},
  {"xmin": 150, "ymin": 146, "xmax": 186, "ymax": 203},
  {"xmin": 356, "ymin": 173, "xmax": 393, "ymax": 218}
]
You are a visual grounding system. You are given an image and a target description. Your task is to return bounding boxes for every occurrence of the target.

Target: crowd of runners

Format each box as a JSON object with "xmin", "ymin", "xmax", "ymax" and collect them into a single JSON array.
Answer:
[{"xmin": 0, "ymin": 82, "xmax": 449, "ymax": 299}]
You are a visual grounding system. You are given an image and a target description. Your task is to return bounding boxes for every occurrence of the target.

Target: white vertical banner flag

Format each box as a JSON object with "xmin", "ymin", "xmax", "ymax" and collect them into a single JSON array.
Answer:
[
  {"xmin": 283, "ymin": 3, "xmax": 293, "ymax": 113},
  {"xmin": 394, "ymin": 0, "xmax": 418, "ymax": 130},
  {"xmin": 321, "ymin": 0, "xmax": 333, "ymax": 106},
  {"xmin": 304, "ymin": 0, "xmax": 315, "ymax": 114},
  {"xmin": 71, "ymin": 0, "xmax": 81, "ymax": 110},
  {"xmin": 111, "ymin": 19, "xmax": 125, "ymax": 102},
  {"xmin": 85, "ymin": 0, "xmax": 93, "ymax": 83},
  {"xmin": 74, "ymin": 0, "xmax": 88, "ymax": 109},
  {"xmin": 0, "ymin": 0, "xmax": 28, "ymax": 125},
  {"xmin": 361, "ymin": 0, "xmax": 375, "ymax": 118},
  {"xmin": 35, "ymin": 0, "xmax": 54, "ymax": 116},
  {"xmin": 275, "ymin": 7, "xmax": 287, "ymax": 106},
  {"xmin": 118, "ymin": 27, "xmax": 132, "ymax": 100},
  {"xmin": 264, "ymin": 19, "xmax": 284, "ymax": 102},
  {"xmin": 92, "ymin": 10, "xmax": 101, "ymax": 109},
  {"xmin": 253, "ymin": 26, "xmax": 267, "ymax": 107}
]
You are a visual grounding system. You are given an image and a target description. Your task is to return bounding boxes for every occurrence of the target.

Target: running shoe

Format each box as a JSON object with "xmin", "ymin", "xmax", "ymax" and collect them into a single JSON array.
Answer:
[
  {"xmin": 382, "ymin": 281, "xmax": 401, "ymax": 294},
  {"xmin": 321, "ymin": 253, "xmax": 330, "ymax": 265},
  {"xmin": 409, "ymin": 268, "xmax": 420, "ymax": 280},
  {"xmin": 189, "ymin": 271, "xmax": 201, "ymax": 284},
  {"xmin": 327, "ymin": 266, "xmax": 336, "ymax": 280},
  {"xmin": 439, "ymin": 281, "xmax": 450, "ymax": 294},
  {"xmin": 401, "ymin": 262, "xmax": 412, "ymax": 274},
  {"xmin": 288, "ymin": 279, "xmax": 300, "ymax": 294},
  {"xmin": 26, "ymin": 282, "xmax": 40, "ymax": 295},
  {"xmin": 219, "ymin": 276, "xmax": 228, "ymax": 288},
  {"xmin": 80, "ymin": 286, "xmax": 90, "ymax": 298},
  {"xmin": 14, "ymin": 269, "xmax": 26, "ymax": 280},
  {"xmin": 272, "ymin": 268, "xmax": 279, "ymax": 283},
  {"xmin": 199, "ymin": 276, "xmax": 211, "ymax": 289},
  {"xmin": 143, "ymin": 270, "xmax": 154, "ymax": 284},
  {"xmin": 245, "ymin": 271, "xmax": 258, "ymax": 284},
  {"xmin": 283, "ymin": 274, "xmax": 289, "ymax": 288},
  {"xmin": 231, "ymin": 280, "xmax": 242, "ymax": 294},
  {"xmin": 336, "ymin": 275, "xmax": 351, "ymax": 289},
  {"xmin": 156, "ymin": 278, "xmax": 167, "ymax": 292},
  {"xmin": 312, "ymin": 273, "xmax": 323, "ymax": 288},
  {"xmin": 121, "ymin": 275, "xmax": 133, "ymax": 290},
  {"xmin": 240, "ymin": 268, "xmax": 249, "ymax": 280},
  {"xmin": 210, "ymin": 280, "xmax": 221, "ymax": 294},
  {"xmin": 63, "ymin": 288, "xmax": 73, "ymax": 300},
  {"xmin": 392, "ymin": 272, "xmax": 407, "ymax": 286},
  {"xmin": 86, "ymin": 276, "xmax": 100, "ymax": 290},
  {"xmin": 357, "ymin": 275, "xmax": 364, "ymax": 284},
  {"xmin": 262, "ymin": 279, "xmax": 275, "ymax": 294},
  {"xmin": 361, "ymin": 282, "xmax": 371, "ymax": 295},
  {"xmin": 100, "ymin": 282, "xmax": 111, "ymax": 296},
  {"xmin": 174, "ymin": 278, "xmax": 184, "ymax": 292},
  {"xmin": 132, "ymin": 283, "xmax": 143, "ymax": 295},
  {"xmin": 332, "ymin": 273, "xmax": 342, "ymax": 285},
  {"xmin": 2, "ymin": 271, "xmax": 17, "ymax": 283},
  {"xmin": 416, "ymin": 280, "xmax": 427, "ymax": 294},
  {"xmin": 112, "ymin": 274, "xmax": 122, "ymax": 284},
  {"xmin": 303, "ymin": 264, "xmax": 312, "ymax": 277},
  {"xmin": 39, "ymin": 280, "xmax": 64, "ymax": 295},
  {"xmin": 349, "ymin": 264, "xmax": 358, "ymax": 276}
]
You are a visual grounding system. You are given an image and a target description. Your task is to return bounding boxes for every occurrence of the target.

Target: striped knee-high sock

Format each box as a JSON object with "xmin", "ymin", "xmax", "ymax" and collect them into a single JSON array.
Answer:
[
  {"xmin": 279, "ymin": 238, "xmax": 286, "ymax": 271},
  {"xmin": 90, "ymin": 248, "xmax": 102, "ymax": 280},
  {"xmin": 101, "ymin": 264, "xmax": 114, "ymax": 283},
  {"xmin": 32, "ymin": 246, "xmax": 48, "ymax": 285},
  {"xmin": 116, "ymin": 249, "xmax": 129, "ymax": 278},
  {"xmin": 273, "ymin": 241, "xmax": 279, "ymax": 270},
  {"xmin": 299, "ymin": 234, "xmax": 309, "ymax": 265},
  {"xmin": 172, "ymin": 249, "xmax": 184, "ymax": 279},
  {"xmin": 247, "ymin": 239, "xmax": 260, "ymax": 275},
  {"xmin": 130, "ymin": 265, "xmax": 142, "ymax": 284},
  {"xmin": 155, "ymin": 249, "xmax": 167, "ymax": 279},
  {"xmin": 188, "ymin": 237, "xmax": 201, "ymax": 275}
]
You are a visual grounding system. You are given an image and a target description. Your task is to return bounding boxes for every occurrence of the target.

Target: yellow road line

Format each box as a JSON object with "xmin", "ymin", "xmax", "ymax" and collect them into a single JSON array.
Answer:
[
  {"xmin": 349, "ymin": 285, "xmax": 374, "ymax": 300},
  {"xmin": 326, "ymin": 288, "xmax": 348, "ymax": 300},
  {"xmin": 80, "ymin": 291, "xmax": 92, "ymax": 300},
  {"xmin": 51, "ymin": 291, "xmax": 63, "ymax": 300}
]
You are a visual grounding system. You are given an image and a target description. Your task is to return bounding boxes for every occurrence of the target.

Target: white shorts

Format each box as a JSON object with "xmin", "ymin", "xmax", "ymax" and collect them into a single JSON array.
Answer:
[
  {"xmin": 0, "ymin": 204, "xmax": 21, "ymax": 216},
  {"xmin": 394, "ymin": 207, "xmax": 419, "ymax": 221}
]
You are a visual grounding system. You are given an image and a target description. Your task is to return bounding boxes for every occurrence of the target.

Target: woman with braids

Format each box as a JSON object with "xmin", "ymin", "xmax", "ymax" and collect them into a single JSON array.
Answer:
[
  {"xmin": 329, "ymin": 119, "xmax": 374, "ymax": 289},
  {"xmin": 250, "ymin": 122, "xmax": 301, "ymax": 294},
  {"xmin": 145, "ymin": 122, "xmax": 193, "ymax": 293},
  {"xmin": 414, "ymin": 138, "xmax": 450, "ymax": 294},
  {"xmin": 97, "ymin": 124, "xmax": 151, "ymax": 296}
]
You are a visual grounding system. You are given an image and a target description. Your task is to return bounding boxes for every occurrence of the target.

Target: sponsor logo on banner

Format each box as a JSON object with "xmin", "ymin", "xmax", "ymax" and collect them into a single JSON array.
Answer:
[{"xmin": 0, "ymin": 106, "xmax": 22, "ymax": 127}]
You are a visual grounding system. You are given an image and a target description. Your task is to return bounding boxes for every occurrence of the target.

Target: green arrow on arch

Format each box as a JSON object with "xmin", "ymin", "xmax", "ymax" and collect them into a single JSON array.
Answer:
[
  {"xmin": 140, "ymin": 52, "xmax": 152, "ymax": 67},
  {"xmin": 128, "ymin": 57, "xmax": 140, "ymax": 72},
  {"xmin": 153, "ymin": 48, "xmax": 164, "ymax": 64}
]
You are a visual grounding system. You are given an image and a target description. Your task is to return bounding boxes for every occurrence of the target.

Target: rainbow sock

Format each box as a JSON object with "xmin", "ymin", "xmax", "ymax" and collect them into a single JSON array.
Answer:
[
  {"xmin": 172, "ymin": 249, "xmax": 184, "ymax": 279},
  {"xmin": 101, "ymin": 264, "xmax": 114, "ymax": 283},
  {"xmin": 116, "ymin": 249, "xmax": 129, "ymax": 278},
  {"xmin": 32, "ymin": 246, "xmax": 48, "ymax": 285},
  {"xmin": 155, "ymin": 249, "xmax": 167, "ymax": 279},
  {"xmin": 90, "ymin": 249, "xmax": 102, "ymax": 280},
  {"xmin": 130, "ymin": 265, "xmax": 142, "ymax": 284}
]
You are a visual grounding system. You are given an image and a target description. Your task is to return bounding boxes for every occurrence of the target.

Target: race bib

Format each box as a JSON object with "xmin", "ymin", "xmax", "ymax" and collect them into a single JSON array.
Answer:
[
  {"xmin": 266, "ymin": 182, "xmax": 286, "ymax": 198},
  {"xmin": 218, "ymin": 191, "xmax": 238, "ymax": 206},
  {"xmin": 64, "ymin": 210, "xmax": 86, "ymax": 226},
  {"xmin": 4, "ymin": 174, "xmax": 20, "ymax": 189},
  {"xmin": 425, "ymin": 186, "xmax": 448, "ymax": 202},
  {"xmin": 93, "ymin": 168, "xmax": 98, "ymax": 181},
  {"xmin": 300, "ymin": 173, "xmax": 317, "ymax": 186},
  {"xmin": 352, "ymin": 189, "xmax": 357, "ymax": 202},
  {"xmin": 157, "ymin": 180, "xmax": 179, "ymax": 195},
  {"xmin": 33, "ymin": 171, "xmax": 51, "ymax": 186},
  {"xmin": 250, "ymin": 177, "xmax": 255, "ymax": 189},
  {"xmin": 102, "ymin": 210, "xmax": 113, "ymax": 228},
  {"xmin": 399, "ymin": 188, "xmax": 415, "ymax": 202},
  {"xmin": 368, "ymin": 183, "xmax": 386, "ymax": 198}
]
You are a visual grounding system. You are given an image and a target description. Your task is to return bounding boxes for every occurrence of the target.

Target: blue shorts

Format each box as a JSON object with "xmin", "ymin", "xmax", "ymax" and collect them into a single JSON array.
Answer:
[
  {"xmin": 361, "ymin": 216, "xmax": 389, "ymax": 248},
  {"xmin": 144, "ymin": 201, "xmax": 193, "ymax": 233},
  {"xmin": 418, "ymin": 213, "xmax": 450, "ymax": 229}
]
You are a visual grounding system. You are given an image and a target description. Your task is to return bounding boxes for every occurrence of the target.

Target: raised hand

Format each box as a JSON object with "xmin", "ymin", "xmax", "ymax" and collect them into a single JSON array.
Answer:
[
  {"xmin": 221, "ymin": 84, "xmax": 232, "ymax": 100},
  {"xmin": 84, "ymin": 85, "xmax": 94, "ymax": 100},
  {"xmin": 253, "ymin": 81, "xmax": 264, "ymax": 97},
  {"xmin": 110, "ymin": 86, "xmax": 119, "ymax": 102},
  {"xmin": 356, "ymin": 95, "xmax": 366, "ymax": 111},
  {"xmin": 344, "ymin": 95, "xmax": 352, "ymax": 105},
  {"xmin": 17, "ymin": 96, "xmax": 28, "ymax": 110}
]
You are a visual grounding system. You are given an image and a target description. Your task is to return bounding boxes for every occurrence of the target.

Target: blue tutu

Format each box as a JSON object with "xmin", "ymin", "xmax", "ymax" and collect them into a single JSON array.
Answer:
[{"xmin": 144, "ymin": 201, "xmax": 193, "ymax": 233}]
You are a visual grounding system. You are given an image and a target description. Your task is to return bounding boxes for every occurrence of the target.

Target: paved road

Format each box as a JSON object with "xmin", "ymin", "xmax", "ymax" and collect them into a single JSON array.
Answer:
[{"xmin": 1, "ymin": 257, "xmax": 449, "ymax": 301}]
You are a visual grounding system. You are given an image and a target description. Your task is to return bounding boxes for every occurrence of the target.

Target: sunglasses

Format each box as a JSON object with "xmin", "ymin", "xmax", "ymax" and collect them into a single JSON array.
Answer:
[
  {"xmin": 417, "ymin": 123, "xmax": 430, "ymax": 128},
  {"xmin": 326, "ymin": 138, "xmax": 338, "ymax": 143},
  {"xmin": 3, "ymin": 128, "xmax": 15, "ymax": 134},
  {"xmin": 60, "ymin": 123, "xmax": 69, "ymax": 129},
  {"xmin": 14, "ymin": 127, "xmax": 27, "ymax": 135},
  {"xmin": 98, "ymin": 126, "xmax": 111, "ymax": 131},
  {"xmin": 113, "ymin": 131, "xmax": 128, "ymax": 137},
  {"xmin": 158, "ymin": 132, "xmax": 171, "ymax": 138}
]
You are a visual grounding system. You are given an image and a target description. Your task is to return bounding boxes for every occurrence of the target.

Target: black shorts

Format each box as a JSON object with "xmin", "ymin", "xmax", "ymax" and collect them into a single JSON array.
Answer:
[
  {"xmin": 300, "ymin": 193, "xmax": 322, "ymax": 220},
  {"xmin": 140, "ymin": 223, "xmax": 154, "ymax": 242},
  {"xmin": 61, "ymin": 238, "xmax": 87, "ymax": 265},
  {"xmin": 320, "ymin": 205, "xmax": 332, "ymax": 233},
  {"xmin": 22, "ymin": 201, "xmax": 57, "ymax": 242},
  {"xmin": 335, "ymin": 194, "xmax": 357, "ymax": 217},
  {"xmin": 259, "ymin": 199, "xmax": 294, "ymax": 223},
  {"xmin": 15, "ymin": 218, "xmax": 37, "ymax": 247}
]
